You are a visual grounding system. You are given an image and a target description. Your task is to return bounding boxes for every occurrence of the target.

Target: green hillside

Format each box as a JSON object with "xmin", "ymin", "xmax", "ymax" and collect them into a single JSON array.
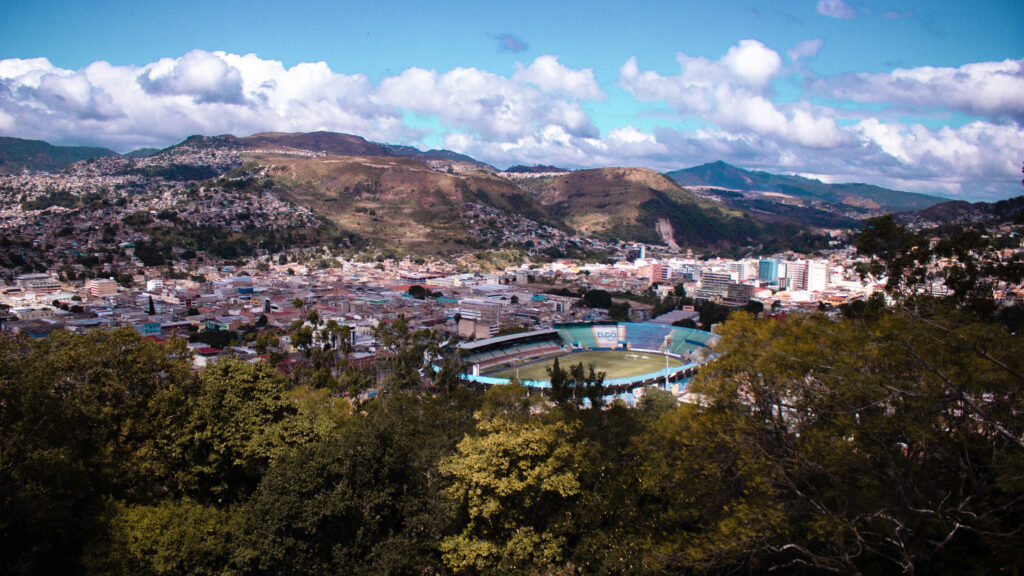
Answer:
[
  {"xmin": 0, "ymin": 136, "xmax": 119, "ymax": 173},
  {"xmin": 666, "ymin": 160, "xmax": 946, "ymax": 212}
]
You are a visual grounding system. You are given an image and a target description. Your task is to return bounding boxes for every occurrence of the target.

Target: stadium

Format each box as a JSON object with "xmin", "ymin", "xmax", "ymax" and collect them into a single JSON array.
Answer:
[{"xmin": 457, "ymin": 322, "xmax": 718, "ymax": 401}]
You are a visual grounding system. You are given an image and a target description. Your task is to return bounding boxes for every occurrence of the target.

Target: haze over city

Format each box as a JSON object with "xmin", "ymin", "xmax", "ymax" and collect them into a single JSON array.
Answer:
[{"xmin": 2, "ymin": 0, "xmax": 1022, "ymax": 200}]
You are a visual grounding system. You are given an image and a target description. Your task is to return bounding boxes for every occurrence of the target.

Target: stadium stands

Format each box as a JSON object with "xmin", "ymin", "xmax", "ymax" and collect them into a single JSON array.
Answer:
[
  {"xmin": 622, "ymin": 322, "xmax": 671, "ymax": 351},
  {"xmin": 558, "ymin": 324, "xmax": 599, "ymax": 349},
  {"xmin": 457, "ymin": 322, "xmax": 717, "ymax": 394}
]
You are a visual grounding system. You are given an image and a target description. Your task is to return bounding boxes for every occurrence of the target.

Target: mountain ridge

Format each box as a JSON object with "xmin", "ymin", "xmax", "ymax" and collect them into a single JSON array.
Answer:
[
  {"xmin": 666, "ymin": 160, "xmax": 946, "ymax": 213},
  {"xmin": 0, "ymin": 136, "xmax": 120, "ymax": 174},
  {"xmin": 4, "ymin": 131, "xmax": 995, "ymax": 258}
]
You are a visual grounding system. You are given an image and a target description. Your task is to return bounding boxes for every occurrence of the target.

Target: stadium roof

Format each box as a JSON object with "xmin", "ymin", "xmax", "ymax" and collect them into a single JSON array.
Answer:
[{"xmin": 457, "ymin": 328, "xmax": 559, "ymax": 352}]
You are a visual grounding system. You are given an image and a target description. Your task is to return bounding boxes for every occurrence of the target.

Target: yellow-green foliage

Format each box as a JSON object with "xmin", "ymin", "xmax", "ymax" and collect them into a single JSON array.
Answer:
[{"xmin": 440, "ymin": 415, "xmax": 582, "ymax": 574}]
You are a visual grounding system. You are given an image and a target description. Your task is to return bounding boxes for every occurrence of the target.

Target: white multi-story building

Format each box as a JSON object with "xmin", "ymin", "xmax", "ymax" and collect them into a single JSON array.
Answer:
[{"xmin": 807, "ymin": 260, "xmax": 829, "ymax": 292}]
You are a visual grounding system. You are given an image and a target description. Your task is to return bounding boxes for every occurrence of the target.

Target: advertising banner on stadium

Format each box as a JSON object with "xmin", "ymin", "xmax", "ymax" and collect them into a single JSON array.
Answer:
[{"xmin": 592, "ymin": 325, "xmax": 619, "ymax": 348}]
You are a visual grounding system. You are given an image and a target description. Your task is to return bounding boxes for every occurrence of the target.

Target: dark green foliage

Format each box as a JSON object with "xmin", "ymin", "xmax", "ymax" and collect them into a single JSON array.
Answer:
[
  {"xmin": 581, "ymin": 289, "xmax": 612, "ymax": 309},
  {"xmin": 0, "ymin": 136, "xmax": 118, "ymax": 173},
  {"xmin": 20, "ymin": 189, "xmax": 80, "ymax": 210},
  {"xmin": 546, "ymin": 358, "xmax": 606, "ymax": 409},
  {"xmin": 666, "ymin": 160, "xmax": 944, "ymax": 212},
  {"xmin": 0, "ymin": 329, "xmax": 196, "ymax": 574},
  {"xmin": 3, "ymin": 294, "xmax": 1021, "ymax": 576},
  {"xmin": 173, "ymin": 358, "xmax": 312, "ymax": 503},
  {"xmin": 188, "ymin": 329, "xmax": 235, "ymax": 349},
  {"xmin": 241, "ymin": 395, "xmax": 462, "ymax": 575},
  {"xmin": 607, "ymin": 301, "xmax": 630, "ymax": 321},
  {"xmin": 128, "ymin": 163, "xmax": 220, "ymax": 181}
]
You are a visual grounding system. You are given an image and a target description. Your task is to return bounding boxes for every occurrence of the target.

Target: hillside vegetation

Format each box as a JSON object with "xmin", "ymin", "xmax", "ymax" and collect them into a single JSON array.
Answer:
[
  {"xmin": 0, "ymin": 136, "xmax": 119, "ymax": 173},
  {"xmin": 667, "ymin": 160, "xmax": 945, "ymax": 212},
  {"xmin": 4, "ymin": 302, "xmax": 1021, "ymax": 575}
]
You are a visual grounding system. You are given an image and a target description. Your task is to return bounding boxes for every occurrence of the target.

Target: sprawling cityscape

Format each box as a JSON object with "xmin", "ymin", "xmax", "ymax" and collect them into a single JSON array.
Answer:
[{"xmin": 3, "ymin": 0, "xmax": 1022, "ymax": 574}]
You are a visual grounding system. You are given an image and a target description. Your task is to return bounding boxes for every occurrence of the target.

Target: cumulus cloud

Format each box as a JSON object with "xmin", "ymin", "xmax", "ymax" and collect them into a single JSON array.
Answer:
[
  {"xmin": 0, "ymin": 51, "xmax": 605, "ymax": 151},
  {"xmin": 0, "ymin": 51, "xmax": 400, "ymax": 150},
  {"xmin": 374, "ymin": 59, "xmax": 601, "ymax": 141},
  {"xmin": 722, "ymin": 39, "xmax": 782, "ymax": 87},
  {"xmin": 817, "ymin": 0, "xmax": 856, "ymax": 19},
  {"xmin": 1, "ymin": 46, "xmax": 1022, "ymax": 200},
  {"xmin": 138, "ymin": 49, "xmax": 246, "ymax": 104},
  {"xmin": 511, "ymin": 55, "xmax": 605, "ymax": 100},
  {"xmin": 810, "ymin": 59, "xmax": 1024, "ymax": 122},
  {"xmin": 619, "ymin": 40, "xmax": 846, "ymax": 149}
]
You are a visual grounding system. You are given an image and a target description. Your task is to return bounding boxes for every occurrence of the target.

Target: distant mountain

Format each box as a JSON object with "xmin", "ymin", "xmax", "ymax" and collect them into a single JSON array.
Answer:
[
  {"xmin": 0, "ymin": 136, "xmax": 119, "ymax": 174},
  {"xmin": 381, "ymin": 144, "xmax": 493, "ymax": 168},
  {"xmin": 236, "ymin": 131, "xmax": 389, "ymax": 156},
  {"xmin": 901, "ymin": 195, "xmax": 1024, "ymax": 227},
  {"xmin": 514, "ymin": 167, "xmax": 817, "ymax": 252},
  {"xmin": 124, "ymin": 147, "xmax": 161, "ymax": 158},
  {"xmin": 666, "ymin": 161, "xmax": 946, "ymax": 213},
  {"xmin": 506, "ymin": 165, "xmax": 570, "ymax": 174},
  {"xmin": 3, "ymin": 132, "xmax": 844, "ymax": 255}
]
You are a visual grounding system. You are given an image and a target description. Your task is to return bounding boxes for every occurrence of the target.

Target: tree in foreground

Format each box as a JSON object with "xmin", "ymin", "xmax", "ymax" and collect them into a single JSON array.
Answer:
[
  {"xmin": 441, "ymin": 384, "xmax": 583, "ymax": 575},
  {"xmin": 635, "ymin": 310, "xmax": 1024, "ymax": 574}
]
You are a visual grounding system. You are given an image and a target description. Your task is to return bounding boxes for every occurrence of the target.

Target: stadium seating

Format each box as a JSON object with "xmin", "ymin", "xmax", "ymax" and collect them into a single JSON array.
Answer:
[
  {"xmin": 559, "ymin": 324, "xmax": 599, "ymax": 349},
  {"xmin": 623, "ymin": 322, "xmax": 671, "ymax": 351},
  {"xmin": 461, "ymin": 322, "xmax": 717, "ymax": 390}
]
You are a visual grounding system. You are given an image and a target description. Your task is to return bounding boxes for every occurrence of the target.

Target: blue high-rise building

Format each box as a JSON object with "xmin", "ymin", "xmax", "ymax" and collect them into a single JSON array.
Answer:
[{"xmin": 758, "ymin": 259, "xmax": 779, "ymax": 284}]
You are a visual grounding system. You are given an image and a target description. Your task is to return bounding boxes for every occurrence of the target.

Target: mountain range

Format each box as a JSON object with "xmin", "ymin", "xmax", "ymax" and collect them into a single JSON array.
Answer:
[
  {"xmin": 0, "ymin": 136, "xmax": 119, "ymax": 173},
  {"xmin": 3, "ymin": 131, "xmax": 1001, "ymax": 257}
]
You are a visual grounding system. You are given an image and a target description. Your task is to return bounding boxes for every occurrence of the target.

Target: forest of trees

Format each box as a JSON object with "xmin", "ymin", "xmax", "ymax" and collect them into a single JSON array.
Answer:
[
  {"xmin": 2, "ymin": 299, "xmax": 1022, "ymax": 575},
  {"xmin": 3, "ymin": 217, "xmax": 1024, "ymax": 574}
]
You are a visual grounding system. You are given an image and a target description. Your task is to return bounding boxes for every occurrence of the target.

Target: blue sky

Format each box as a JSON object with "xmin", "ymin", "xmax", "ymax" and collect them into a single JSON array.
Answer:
[{"xmin": 2, "ymin": 0, "xmax": 1022, "ymax": 199}]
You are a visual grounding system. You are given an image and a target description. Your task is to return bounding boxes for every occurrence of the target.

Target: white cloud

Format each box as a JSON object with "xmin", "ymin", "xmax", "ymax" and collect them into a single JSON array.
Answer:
[
  {"xmin": 854, "ymin": 119, "xmax": 1023, "ymax": 182},
  {"xmin": 619, "ymin": 41, "xmax": 846, "ymax": 149},
  {"xmin": 375, "ymin": 58, "xmax": 601, "ymax": 141},
  {"xmin": 1, "ymin": 47, "xmax": 1022, "ymax": 200},
  {"xmin": 787, "ymin": 38, "xmax": 824, "ymax": 63},
  {"xmin": 511, "ymin": 55, "xmax": 604, "ymax": 100},
  {"xmin": 811, "ymin": 59, "xmax": 1024, "ymax": 122},
  {"xmin": 0, "ymin": 51, "xmax": 400, "ymax": 150},
  {"xmin": 722, "ymin": 39, "xmax": 782, "ymax": 87},
  {"xmin": 817, "ymin": 0, "xmax": 856, "ymax": 19},
  {"xmin": 138, "ymin": 49, "xmax": 246, "ymax": 104}
]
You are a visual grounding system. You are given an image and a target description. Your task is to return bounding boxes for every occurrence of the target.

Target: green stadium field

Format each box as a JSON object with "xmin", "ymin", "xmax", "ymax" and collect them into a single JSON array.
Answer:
[{"xmin": 486, "ymin": 350, "xmax": 683, "ymax": 382}]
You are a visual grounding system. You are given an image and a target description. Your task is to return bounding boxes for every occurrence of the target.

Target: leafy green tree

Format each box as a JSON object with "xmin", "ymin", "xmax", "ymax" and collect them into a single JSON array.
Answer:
[
  {"xmin": 651, "ymin": 293, "xmax": 676, "ymax": 318},
  {"xmin": 0, "ymin": 328, "xmax": 196, "ymax": 575},
  {"xmin": 240, "ymin": 392, "xmax": 474, "ymax": 576},
  {"xmin": 100, "ymin": 499, "xmax": 243, "ymax": 576},
  {"xmin": 582, "ymin": 289, "xmax": 613, "ymax": 309},
  {"xmin": 665, "ymin": 310, "xmax": 1024, "ymax": 574},
  {"xmin": 742, "ymin": 298, "xmax": 764, "ymax": 318},
  {"xmin": 547, "ymin": 359, "xmax": 605, "ymax": 409},
  {"xmin": 546, "ymin": 356, "xmax": 572, "ymax": 406},
  {"xmin": 173, "ymin": 358, "xmax": 314, "ymax": 503},
  {"xmin": 291, "ymin": 324, "xmax": 314, "ymax": 355},
  {"xmin": 607, "ymin": 300, "xmax": 631, "ymax": 321},
  {"xmin": 374, "ymin": 316, "xmax": 442, "ymax": 391},
  {"xmin": 440, "ymin": 415, "xmax": 582, "ymax": 575}
]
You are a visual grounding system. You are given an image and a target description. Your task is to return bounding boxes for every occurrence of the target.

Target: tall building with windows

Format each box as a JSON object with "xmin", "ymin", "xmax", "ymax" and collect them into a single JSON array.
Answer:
[
  {"xmin": 696, "ymin": 271, "xmax": 734, "ymax": 300},
  {"xmin": 787, "ymin": 260, "xmax": 809, "ymax": 291},
  {"xmin": 807, "ymin": 260, "xmax": 829, "ymax": 292},
  {"xmin": 758, "ymin": 259, "xmax": 779, "ymax": 284}
]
